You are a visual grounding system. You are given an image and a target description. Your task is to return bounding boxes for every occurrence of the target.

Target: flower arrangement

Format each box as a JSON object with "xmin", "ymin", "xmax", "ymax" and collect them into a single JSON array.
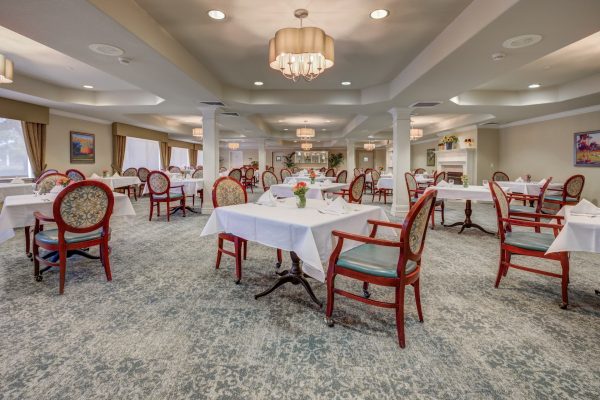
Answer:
[
  {"xmin": 309, "ymin": 169, "xmax": 317, "ymax": 184},
  {"xmin": 461, "ymin": 174, "xmax": 469, "ymax": 187},
  {"xmin": 464, "ymin": 138, "xmax": 473, "ymax": 147},
  {"xmin": 102, "ymin": 169, "xmax": 109, "ymax": 177},
  {"xmin": 293, "ymin": 181, "xmax": 308, "ymax": 208},
  {"xmin": 526, "ymin": 174, "xmax": 531, "ymax": 183},
  {"xmin": 441, "ymin": 135, "xmax": 459, "ymax": 150},
  {"xmin": 57, "ymin": 177, "xmax": 72, "ymax": 187}
]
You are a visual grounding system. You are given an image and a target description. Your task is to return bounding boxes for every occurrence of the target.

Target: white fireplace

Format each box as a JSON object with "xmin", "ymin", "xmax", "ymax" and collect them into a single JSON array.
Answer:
[{"xmin": 435, "ymin": 148, "xmax": 476, "ymax": 182}]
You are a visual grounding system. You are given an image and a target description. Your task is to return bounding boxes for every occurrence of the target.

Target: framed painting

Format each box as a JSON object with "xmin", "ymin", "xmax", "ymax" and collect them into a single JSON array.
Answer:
[
  {"xmin": 275, "ymin": 156, "xmax": 282, "ymax": 162},
  {"xmin": 574, "ymin": 130, "xmax": 600, "ymax": 167},
  {"xmin": 70, "ymin": 131, "xmax": 95, "ymax": 163},
  {"xmin": 426, "ymin": 148, "xmax": 436, "ymax": 166}
]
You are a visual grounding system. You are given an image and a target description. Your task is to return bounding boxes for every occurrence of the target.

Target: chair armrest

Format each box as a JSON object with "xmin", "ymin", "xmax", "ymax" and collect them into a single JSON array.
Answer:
[
  {"xmin": 332, "ymin": 230, "xmax": 400, "ymax": 247},
  {"xmin": 367, "ymin": 219, "xmax": 403, "ymax": 229},
  {"xmin": 509, "ymin": 193, "xmax": 538, "ymax": 201},
  {"xmin": 501, "ymin": 217, "xmax": 563, "ymax": 233},
  {"xmin": 509, "ymin": 212, "xmax": 564, "ymax": 221},
  {"xmin": 33, "ymin": 211, "xmax": 55, "ymax": 223}
]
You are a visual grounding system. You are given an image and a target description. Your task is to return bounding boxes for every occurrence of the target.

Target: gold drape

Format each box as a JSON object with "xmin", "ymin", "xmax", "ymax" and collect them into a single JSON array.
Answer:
[
  {"xmin": 189, "ymin": 149, "xmax": 197, "ymax": 167},
  {"xmin": 112, "ymin": 135, "xmax": 126, "ymax": 174},
  {"xmin": 159, "ymin": 142, "xmax": 171, "ymax": 169},
  {"xmin": 21, "ymin": 122, "xmax": 46, "ymax": 177}
]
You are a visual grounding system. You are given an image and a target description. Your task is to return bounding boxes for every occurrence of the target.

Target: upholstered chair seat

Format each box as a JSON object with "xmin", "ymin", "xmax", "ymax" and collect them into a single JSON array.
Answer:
[
  {"xmin": 503, "ymin": 232, "xmax": 556, "ymax": 252},
  {"xmin": 336, "ymin": 244, "xmax": 418, "ymax": 278},
  {"xmin": 545, "ymin": 195, "xmax": 578, "ymax": 202},
  {"xmin": 36, "ymin": 228, "xmax": 109, "ymax": 245},
  {"xmin": 153, "ymin": 192, "xmax": 184, "ymax": 200},
  {"xmin": 509, "ymin": 204, "xmax": 537, "ymax": 213}
]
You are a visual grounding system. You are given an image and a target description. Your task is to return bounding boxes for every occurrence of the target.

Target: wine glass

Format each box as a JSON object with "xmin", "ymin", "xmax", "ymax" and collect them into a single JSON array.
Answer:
[
  {"xmin": 449, "ymin": 179, "xmax": 455, "ymax": 185},
  {"xmin": 482, "ymin": 179, "xmax": 489, "ymax": 187},
  {"xmin": 325, "ymin": 192, "xmax": 333, "ymax": 204},
  {"xmin": 33, "ymin": 189, "xmax": 39, "ymax": 198}
]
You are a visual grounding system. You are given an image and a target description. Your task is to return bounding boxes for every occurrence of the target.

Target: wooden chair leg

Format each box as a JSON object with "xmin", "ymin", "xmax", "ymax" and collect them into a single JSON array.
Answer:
[
  {"xmin": 276, "ymin": 248, "xmax": 282, "ymax": 266},
  {"xmin": 157, "ymin": 202, "xmax": 161, "ymax": 217},
  {"xmin": 503, "ymin": 252, "xmax": 511, "ymax": 276},
  {"xmin": 325, "ymin": 271, "xmax": 336, "ymax": 325},
  {"xmin": 167, "ymin": 201, "xmax": 170, "ymax": 222},
  {"xmin": 495, "ymin": 250, "xmax": 505, "ymax": 288},
  {"xmin": 441, "ymin": 201, "xmax": 445, "ymax": 224},
  {"xmin": 149, "ymin": 201, "xmax": 154, "ymax": 221},
  {"xmin": 132, "ymin": 186, "xmax": 137, "ymax": 201},
  {"xmin": 560, "ymin": 255, "xmax": 570, "ymax": 309},
  {"xmin": 243, "ymin": 240, "xmax": 247, "ymax": 260},
  {"xmin": 395, "ymin": 284, "xmax": 406, "ymax": 348},
  {"xmin": 101, "ymin": 241, "xmax": 112, "ymax": 281},
  {"xmin": 24, "ymin": 226, "xmax": 31, "ymax": 257},
  {"xmin": 362, "ymin": 282, "xmax": 370, "ymax": 298},
  {"xmin": 182, "ymin": 198, "xmax": 186, "ymax": 217},
  {"xmin": 59, "ymin": 248, "xmax": 67, "ymax": 295},
  {"xmin": 33, "ymin": 239, "xmax": 40, "ymax": 280},
  {"xmin": 234, "ymin": 237, "xmax": 242, "ymax": 284},
  {"xmin": 413, "ymin": 279, "xmax": 424, "ymax": 322},
  {"xmin": 215, "ymin": 237, "xmax": 223, "ymax": 269}
]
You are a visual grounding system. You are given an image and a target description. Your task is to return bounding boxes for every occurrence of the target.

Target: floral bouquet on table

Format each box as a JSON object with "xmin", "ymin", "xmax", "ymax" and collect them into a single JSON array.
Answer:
[
  {"xmin": 57, "ymin": 177, "xmax": 72, "ymax": 188},
  {"xmin": 293, "ymin": 181, "xmax": 309, "ymax": 208},
  {"xmin": 309, "ymin": 169, "xmax": 317, "ymax": 184},
  {"xmin": 460, "ymin": 174, "xmax": 469, "ymax": 188},
  {"xmin": 102, "ymin": 169, "xmax": 109, "ymax": 178},
  {"xmin": 440, "ymin": 135, "xmax": 458, "ymax": 150}
]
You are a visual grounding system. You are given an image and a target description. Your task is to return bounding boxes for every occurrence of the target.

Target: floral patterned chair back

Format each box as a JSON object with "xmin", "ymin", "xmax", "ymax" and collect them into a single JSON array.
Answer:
[
  {"xmin": 147, "ymin": 171, "xmax": 171, "ymax": 196},
  {"xmin": 168, "ymin": 166, "xmax": 181, "ymax": 174},
  {"xmin": 404, "ymin": 172, "xmax": 418, "ymax": 201},
  {"xmin": 228, "ymin": 168, "xmax": 242, "ymax": 182},
  {"xmin": 65, "ymin": 169, "xmax": 85, "ymax": 182},
  {"xmin": 268, "ymin": 166, "xmax": 275, "ymax": 172},
  {"xmin": 370, "ymin": 169, "xmax": 380, "ymax": 183},
  {"xmin": 414, "ymin": 168, "xmax": 426, "ymax": 174},
  {"xmin": 400, "ymin": 190, "xmax": 436, "ymax": 273},
  {"xmin": 564, "ymin": 174, "xmax": 585, "ymax": 201},
  {"xmin": 37, "ymin": 173, "xmax": 68, "ymax": 194},
  {"xmin": 353, "ymin": 168, "xmax": 361, "ymax": 177},
  {"xmin": 489, "ymin": 181, "xmax": 510, "ymax": 240},
  {"xmin": 35, "ymin": 169, "xmax": 59, "ymax": 183},
  {"xmin": 212, "ymin": 177, "xmax": 247, "ymax": 208},
  {"xmin": 434, "ymin": 171, "xmax": 446, "ymax": 185},
  {"xmin": 192, "ymin": 168, "xmax": 203, "ymax": 179},
  {"xmin": 492, "ymin": 171, "xmax": 509, "ymax": 182},
  {"xmin": 336, "ymin": 170, "xmax": 347, "ymax": 183},
  {"xmin": 348, "ymin": 174, "xmax": 366, "ymax": 203},
  {"xmin": 54, "ymin": 180, "xmax": 114, "ymax": 233},
  {"xmin": 137, "ymin": 167, "xmax": 150, "ymax": 183},
  {"xmin": 123, "ymin": 167, "xmax": 137, "ymax": 177},
  {"xmin": 280, "ymin": 169, "xmax": 292, "ymax": 181},
  {"xmin": 262, "ymin": 170, "xmax": 278, "ymax": 190},
  {"xmin": 325, "ymin": 168, "xmax": 335, "ymax": 177},
  {"xmin": 245, "ymin": 168, "xmax": 255, "ymax": 180}
]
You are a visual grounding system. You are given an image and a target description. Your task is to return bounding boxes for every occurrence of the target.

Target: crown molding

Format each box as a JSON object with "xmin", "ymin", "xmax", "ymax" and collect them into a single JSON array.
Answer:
[
  {"xmin": 50, "ymin": 109, "xmax": 112, "ymax": 125},
  {"xmin": 499, "ymin": 104, "xmax": 600, "ymax": 129}
]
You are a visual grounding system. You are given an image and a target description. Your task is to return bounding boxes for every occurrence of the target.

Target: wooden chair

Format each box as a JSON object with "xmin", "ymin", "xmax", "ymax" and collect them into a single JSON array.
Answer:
[
  {"xmin": 336, "ymin": 170, "xmax": 347, "ymax": 183},
  {"xmin": 353, "ymin": 168, "xmax": 361, "ymax": 177},
  {"xmin": 489, "ymin": 181, "xmax": 570, "ymax": 308},
  {"xmin": 414, "ymin": 168, "xmax": 426, "ymax": 174},
  {"xmin": 365, "ymin": 170, "xmax": 380, "ymax": 193},
  {"xmin": 137, "ymin": 167, "xmax": 150, "ymax": 197},
  {"xmin": 280, "ymin": 168, "xmax": 292, "ymax": 182},
  {"xmin": 428, "ymin": 172, "xmax": 446, "ymax": 229},
  {"xmin": 492, "ymin": 171, "xmax": 509, "ymax": 182},
  {"xmin": 325, "ymin": 190, "xmax": 437, "ymax": 348},
  {"xmin": 147, "ymin": 171, "xmax": 186, "ymax": 222},
  {"xmin": 325, "ymin": 168, "xmax": 336, "ymax": 177},
  {"xmin": 65, "ymin": 169, "xmax": 85, "ymax": 182},
  {"xmin": 405, "ymin": 173, "xmax": 423, "ymax": 208},
  {"xmin": 543, "ymin": 174, "xmax": 584, "ymax": 210},
  {"xmin": 262, "ymin": 170, "xmax": 278, "ymax": 191},
  {"xmin": 35, "ymin": 169, "xmax": 60, "ymax": 184},
  {"xmin": 336, "ymin": 174, "xmax": 366, "ymax": 203},
  {"xmin": 242, "ymin": 167, "xmax": 255, "ymax": 193},
  {"xmin": 168, "ymin": 166, "xmax": 182, "ymax": 174},
  {"xmin": 228, "ymin": 168, "xmax": 242, "ymax": 182},
  {"xmin": 32, "ymin": 180, "xmax": 114, "ymax": 294},
  {"xmin": 118, "ymin": 167, "xmax": 138, "ymax": 201},
  {"xmin": 188, "ymin": 168, "xmax": 204, "ymax": 208},
  {"xmin": 508, "ymin": 177, "xmax": 553, "ymax": 232}
]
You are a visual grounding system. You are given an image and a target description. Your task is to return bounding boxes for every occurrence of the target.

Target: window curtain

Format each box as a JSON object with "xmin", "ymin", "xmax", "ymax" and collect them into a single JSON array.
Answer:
[
  {"xmin": 21, "ymin": 122, "xmax": 46, "ymax": 177},
  {"xmin": 189, "ymin": 148, "xmax": 197, "ymax": 167},
  {"xmin": 112, "ymin": 135, "xmax": 126, "ymax": 174},
  {"xmin": 159, "ymin": 142, "xmax": 171, "ymax": 169}
]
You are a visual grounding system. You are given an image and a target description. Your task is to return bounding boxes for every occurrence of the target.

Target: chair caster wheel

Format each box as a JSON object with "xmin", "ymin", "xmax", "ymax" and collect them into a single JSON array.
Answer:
[
  {"xmin": 325, "ymin": 317, "xmax": 334, "ymax": 327},
  {"xmin": 559, "ymin": 302, "xmax": 568, "ymax": 309},
  {"xmin": 363, "ymin": 290, "xmax": 371, "ymax": 299},
  {"xmin": 35, "ymin": 275, "xmax": 43, "ymax": 282}
]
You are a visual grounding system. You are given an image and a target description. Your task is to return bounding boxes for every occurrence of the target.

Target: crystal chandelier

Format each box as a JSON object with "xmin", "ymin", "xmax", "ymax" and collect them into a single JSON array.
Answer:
[
  {"xmin": 228, "ymin": 142, "xmax": 240, "ymax": 150},
  {"xmin": 0, "ymin": 54, "xmax": 14, "ymax": 84},
  {"xmin": 269, "ymin": 9, "xmax": 334, "ymax": 82},
  {"xmin": 296, "ymin": 121, "xmax": 315, "ymax": 138},
  {"xmin": 364, "ymin": 142, "xmax": 376, "ymax": 151},
  {"xmin": 301, "ymin": 142, "xmax": 312, "ymax": 151},
  {"xmin": 192, "ymin": 128, "xmax": 203, "ymax": 138}
]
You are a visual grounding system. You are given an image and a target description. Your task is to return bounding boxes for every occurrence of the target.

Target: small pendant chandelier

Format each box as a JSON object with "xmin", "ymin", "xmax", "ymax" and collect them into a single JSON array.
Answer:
[
  {"xmin": 269, "ymin": 9, "xmax": 334, "ymax": 82},
  {"xmin": 364, "ymin": 142, "xmax": 376, "ymax": 151},
  {"xmin": 0, "ymin": 54, "xmax": 14, "ymax": 84},
  {"xmin": 409, "ymin": 118, "xmax": 423, "ymax": 141},
  {"xmin": 296, "ymin": 121, "xmax": 315, "ymax": 138},
  {"xmin": 228, "ymin": 142, "xmax": 240, "ymax": 150},
  {"xmin": 301, "ymin": 142, "xmax": 313, "ymax": 151},
  {"xmin": 192, "ymin": 127, "xmax": 203, "ymax": 138}
]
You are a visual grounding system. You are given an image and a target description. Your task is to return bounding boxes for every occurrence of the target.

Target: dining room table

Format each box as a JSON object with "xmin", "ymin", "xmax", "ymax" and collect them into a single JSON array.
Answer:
[
  {"xmin": 270, "ymin": 182, "xmax": 347, "ymax": 199},
  {"xmin": 200, "ymin": 197, "xmax": 393, "ymax": 307},
  {"xmin": 0, "ymin": 182, "xmax": 35, "ymax": 203},
  {"xmin": 142, "ymin": 177, "xmax": 204, "ymax": 213},
  {"xmin": 501, "ymin": 180, "xmax": 563, "ymax": 196},
  {"xmin": 89, "ymin": 175, "xmax": 142, "ymax": 190},
  {"xmin": 284, "ymin": 175, "xmax": 331, "ymax": 184}
]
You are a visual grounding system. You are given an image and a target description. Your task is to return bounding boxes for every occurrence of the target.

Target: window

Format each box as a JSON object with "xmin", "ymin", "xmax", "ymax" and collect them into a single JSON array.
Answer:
[
  {"xmin": 0, "ymin": 118, "xmax": 32, "ymax": 178},
  {"xmin": 122, "ymin": 136, "xmax": 160, "ymax": 171},
  {"xmin": 170, "ymin": 147, "xmax": 189, "ymax": 167},
  {"xmin": 197, "ymin": 150, "xmax": 203, "ymax": 167}
]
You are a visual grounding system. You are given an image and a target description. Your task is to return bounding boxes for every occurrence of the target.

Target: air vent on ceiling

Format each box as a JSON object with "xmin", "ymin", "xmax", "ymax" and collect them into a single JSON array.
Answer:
[
  {"xmin": 221, "ymin": 112, "xmax": 239, "ymax": 117},
  {"xmin": 200, "ymin": 101, "xmax": 225, "ymax": 106},
  {"xmin": 409, "ymin": 101, "xmax": 442, "ymax": 108},
  {"xmin": 480, "ymin": 122, "xmax": 499, "ymax": 128}
]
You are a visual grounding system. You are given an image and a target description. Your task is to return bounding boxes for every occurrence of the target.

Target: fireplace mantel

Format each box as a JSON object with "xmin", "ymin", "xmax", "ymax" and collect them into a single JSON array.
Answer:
[{"xmin": 435, "ymin": 148, "xmax": 476, "ymax": 181}]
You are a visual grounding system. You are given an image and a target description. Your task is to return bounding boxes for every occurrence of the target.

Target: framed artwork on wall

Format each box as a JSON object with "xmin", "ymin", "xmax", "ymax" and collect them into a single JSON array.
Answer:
[
  {"xmin": 574, "ymin": 130, "xmax": 600, "ymax": 167},
  {"xmin": 426, "ymin": 148, "xmax": 436, "ymax": 166},
  {"xmin": 70, "ymin": 131, "xmax": 95, "ymax": 163},
  {"xmin": 276, "ymin": 156, "xmax": 282, "ymax": 162}
]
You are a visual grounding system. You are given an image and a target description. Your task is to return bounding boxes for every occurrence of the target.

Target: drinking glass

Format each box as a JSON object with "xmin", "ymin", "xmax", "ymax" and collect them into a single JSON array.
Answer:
[
  {"xmin": 33, "ymin": 190, "xmax": 39, "ymax": 197},
  {"xmin": 325, "ymin": 192, "xmax": 333, "ymax": 204},
  {"xmin": 482, "ymin": 179, "xmax": 489, "ymax": 187},
  {"xmin": 449, "ymin": 179, "xmax": 455, "ymax": 185}
]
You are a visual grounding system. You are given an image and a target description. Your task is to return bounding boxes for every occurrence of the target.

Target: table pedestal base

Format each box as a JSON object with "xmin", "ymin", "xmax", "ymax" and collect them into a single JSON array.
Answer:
[
  {"xmin": 170, "ymin": 205, "xmax": 199, "ymax": 215},
  {"xmin": 595, "ymin": 290, "xmax": 600, "ymax": 296},
  {"xmin": 255, "ymin": 251, "xmax": 322, "ymax": 307},
  {"xmin": 444, "ymin": 199, "xmax": 494, "ymax": 235}
]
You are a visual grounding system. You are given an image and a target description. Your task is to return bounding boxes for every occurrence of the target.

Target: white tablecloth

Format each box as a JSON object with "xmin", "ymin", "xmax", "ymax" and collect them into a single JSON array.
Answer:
[
  {"xmin": 89, "ymin": 176, "xmax": 141, "ymax": 189},
  {"xmin": 546, "ymin": 206, "xmax": 600, "ymax": 254},
  {"xmin": 0, "ymin": 183, "xmax": 35, "ymax": 202},
  {"xmin": 501, "ymin": 181, "xmax": 563, "ymax": 196},
  {"xmin": 284, "ymin": 176, "xmax": 331, "ymax": 184},
  {"xmin": 201, "ymin": 198, "xmax": 391, "ymax": 282},
  {"xmin": 270, "ymin": 183, "xmax": 347, "ymax": 199},
  {"xmin": 425, "ymin": 185, "xmax": 496, "ymax": 201},
  {"xmin": 143, "ymin": 178, "xmax": 204, "ymax": 196},
  {"xmin": 0, "ymin": 193, "xmax": 136, "ymax": 244},
  {"xmin": 377, "ymin": 177, "xmax": 394, "ymax": 190}
]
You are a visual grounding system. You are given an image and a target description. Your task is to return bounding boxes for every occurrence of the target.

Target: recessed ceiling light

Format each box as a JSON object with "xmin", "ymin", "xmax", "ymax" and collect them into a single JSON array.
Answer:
[
  {"xmin": 278, "ymin": 120, "xmax": 283, "ymax": 123},
  {"xmin": 283, "ymin": 128, "xmax": 289, "ymax": 131},
  {"xmin": 208, "ymin": 10, "xmax": 226, "ymax": 20},
  {"xmin": 322, "ymin": 128, "xmax": 327, "ymax": 131},
  {"xmin": 88, "ymin": 43, "xmax": 124, "ymax": 56},
  {"xmin": 528, "ymin": 83, "xmax": 541, "ymax": 89},
  {"xmin": 325, "ymin": 120, "xmax": 331, "ymax": 123},
  {"xmin": 254, "ymin": 81, "xmax": 263, "ymax": 86},
  {"xmin": 502, "ymin": 34, "xmax": 542, "ymax": 49},
  {"xmin": 370, "ymin": 9, "xmax": 389, "ymax": 19},
  {"xmin": 341, "ymin": 81, "xmax": 351, "ymax": 86},
  {"xmin": 82, "ymin": 85, "xmax": 94, "ymax": 89}
]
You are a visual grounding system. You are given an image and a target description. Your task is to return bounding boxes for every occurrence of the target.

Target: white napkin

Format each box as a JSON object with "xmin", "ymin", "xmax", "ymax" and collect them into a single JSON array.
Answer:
[
  {"xmin": 515, "ymin": 177, "xmax": 524, "ymax": 182},
  {"xmin": 570, "ymin": 199, "xmax": 600, "ymax": 216},
  {"xmin": 112, "ymin": 172, "xmax": 120, "ymax": 178},
  {"xmin": 322, "ymin": 196, "xmax": 348, "ymax": 215},
  {"xmin": 538, "ymin": 178, "xmax": 547, "ymax": 185},
  {"xmin": 10, "ymin": 178, "xmax": 24, "ymax": 184},
  {"xmin": 436, "ymin": 180, "xmax": 449, "ymax": 187},
  {"xmin": 324, "ymin": 179, "xmax": 332, "ymax": 185},
  {"xmin": 256, "ymin": 190, "xmax": 277, "ymax": 206},
  {"xmin": 90, "ymin": 173, "xmax": 100, "ymax": 178},
  {"xmin": 288, "ymin": 178, "xmax": 297, "ymax": 184}
]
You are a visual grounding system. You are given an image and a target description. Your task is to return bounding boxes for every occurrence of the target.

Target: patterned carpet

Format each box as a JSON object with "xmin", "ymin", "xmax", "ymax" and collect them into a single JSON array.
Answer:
[{"xmin": 1, "ymin": 189, "xmax": 600, "ymax": 399}]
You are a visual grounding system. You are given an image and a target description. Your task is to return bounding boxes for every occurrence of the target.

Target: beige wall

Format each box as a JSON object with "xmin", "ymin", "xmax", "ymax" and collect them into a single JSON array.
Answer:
[
  {"xmin": 410, "ymin": 141, "xmax": 437, "ymax": 172},
  {"xmin": 499, "ymin": 111, "xmax": 600, "ymax": 204},
  {"xmin": 45, "ymin": 114, "xmax": 113, "ymax": 176},
  {"xmin": 476, "ymin": 128, "xmax": 499, "ymax": 185}
]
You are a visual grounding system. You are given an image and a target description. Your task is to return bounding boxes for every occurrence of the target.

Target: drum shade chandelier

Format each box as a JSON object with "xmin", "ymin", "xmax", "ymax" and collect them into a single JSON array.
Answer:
[
  {"xmin": 227, "ymin": 142, "xmax": 240, "ymax": 150},
  {"xmin": 296, "ymin": 121, "xmax": 316, "ymax": 138},
  {"xmin": 192, "ymin": 128, "xmax": 203, "ymax": 138},
  {"xmin": 269, "ymin": 9, "xmax": 334, "ymax": 82},
  {"xmin": 0, "ymin": 54, "xmax": 14, "ymax": 83}
]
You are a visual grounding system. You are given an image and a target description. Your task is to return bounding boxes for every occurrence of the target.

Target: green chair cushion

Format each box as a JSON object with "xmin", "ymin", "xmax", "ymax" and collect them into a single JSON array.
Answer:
[
  {"xmin": 35, "ymin": 229, "xmax": 108, "ymax": 245},
  {"xmin": 545, "ymin": 195, "xmax": 578, "ymax": 202},
  {"xmin": 153, "ymin": 193, "xmax": 183, "ymax": 200},
  {"xmin": 510, "ymin": 204, "xmax": 536, "ymax": 214},
  {"xmin": 504, "ymin": 231, "xmax": 555, "ymax": 252},
  {"xmin": 336, "ymin": 243, "xmax": 417, "ymax": 278}
]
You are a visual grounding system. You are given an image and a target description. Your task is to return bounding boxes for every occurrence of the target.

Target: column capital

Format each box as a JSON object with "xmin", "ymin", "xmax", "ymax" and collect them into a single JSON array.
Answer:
[
  {"xmin": 199, "ymin": 106, "xmax": 220, "ymax": 120},
  {"xmin": 388, "ymin": 107, "xmax": 412, "ymax": 120}
]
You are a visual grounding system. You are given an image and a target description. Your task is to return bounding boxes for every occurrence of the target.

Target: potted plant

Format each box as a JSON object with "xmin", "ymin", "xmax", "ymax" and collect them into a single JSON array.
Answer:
[
  {"xmin": 282, "ymin": 152, "xmax": 296, "ymax": 169},
  {"xmin": 464, "ymin": 138, "xmax": 473, "ymax": 147},
  {"xmin": 250, "ymin": 160, "xmax": 259, "ymax": 169},
  {"xmin": 440, "ymin": 135, "xmax": 458, "ymax": 150},
  {"xmin": 461, "ymin": 174, "xmax": 469, "ymax": 188},
  {"xmin": 293, "ymin": 181, "xmax": 308, "ymax": 208},
  {"xmin": 328, "ymin": 153, "xmax": 344, "ymax": 169}
]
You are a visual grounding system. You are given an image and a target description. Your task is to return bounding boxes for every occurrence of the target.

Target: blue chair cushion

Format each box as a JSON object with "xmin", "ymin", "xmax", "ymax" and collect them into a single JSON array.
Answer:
[
  {"xmin": 504, "ymin": 232, "xmax": 555, "ymax": 252},
  {"xmin": 510, "ymin": 205, "xmax": 536, "ymax": 214},
  {"xmin": 35, "ymin": 229, "xmax": 108, "ymax": 245},
  {"xmin": 153, "ymin": 193, "xmax": 183, "ymax": 200},
  {"xmin": 336, "ymin": 243, "xmax": 417, "ymax": 278},
  {"xmin": 545, "ymin": 195, "xmax": 578, "ymax": 202}
]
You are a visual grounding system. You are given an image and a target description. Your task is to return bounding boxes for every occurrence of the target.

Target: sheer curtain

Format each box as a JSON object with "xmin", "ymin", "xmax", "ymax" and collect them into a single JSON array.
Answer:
[
  {"xmin": 0, "ymin": 118, "xmax": 33, "ymax": 178},
  {"xmin": 197, "ymin": 150, "xmax": 203, "ymax": 167},
  {"xmin": 170, "ymin": 147, "xmax": 189, "ymax": 167},
  {"xmin": 122, "ymin": 136, "xmax": 161, "ymax": 171}
]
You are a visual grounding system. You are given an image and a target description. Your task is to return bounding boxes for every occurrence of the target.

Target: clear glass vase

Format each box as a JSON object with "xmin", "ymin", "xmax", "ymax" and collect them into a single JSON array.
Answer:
[{"xmin": 295, "ymin": 194, "xmax": 306, "ymax": 208}]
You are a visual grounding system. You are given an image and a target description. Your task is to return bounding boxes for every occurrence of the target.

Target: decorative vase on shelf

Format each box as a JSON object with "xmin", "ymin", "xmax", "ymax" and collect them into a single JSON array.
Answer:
[
  {"xmin": 445, "ymin": 142, "xmax": 453, "ymax": 150},
  {"xmin": 295, "ymin": 194, "xmax": 306, "ymax": 208}
]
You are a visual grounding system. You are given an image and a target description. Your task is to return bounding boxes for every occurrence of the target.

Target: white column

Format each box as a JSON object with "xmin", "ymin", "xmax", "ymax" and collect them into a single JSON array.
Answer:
[
  {"xmin": 201, "ymin": 107, "xmax": 220, "ymax": 214},
  {"xmin": 389, "ymin": 108, "xmax": 411, "ymax": 217},
  {"xmin": 257, "ymin": 139, "xmax": 267, "ymax": 172},
  {"xmin": 346, "ymin": 139, "xmax": 356, "ymax": 175}
]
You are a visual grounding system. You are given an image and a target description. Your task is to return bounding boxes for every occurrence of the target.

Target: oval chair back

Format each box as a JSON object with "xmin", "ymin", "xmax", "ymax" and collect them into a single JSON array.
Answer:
[
  {"xmin": 122, "ymin": 167, "xmax": 137, "ymax": 177},
  {"xmin": 336, "ymin": 170, "xmax": 347, "ymax": 183},
  {"xmin": 228, "ymin": 168, "xmax": 242, "ymax": 182},
  {"xmin": 348, "ymin": 174, "xmax": 366, "ymax": 203},
  {"xmin": 147, "ymin": 171, "xmax": 172, "ymax": 197},
  {"xmin": 564, "ymin": 174, "xmax": 585, "ymax": 202},
  {"xmin": 245, "ymin": 168, "xmax": 255, "ymax": 180},
  {"xmin": 280, "ymin": 168, "xmax": 292, "ymax": 181},
  {"xmin": 212, "ymin": 177, "xmax": 248, "ymax": 208},
  {"xmin": 353, "ymin": 168, "xmax": 361, "ymax": 177},
  {"xmin": 399, "ymin": 189, "xmax": 437, "ymax": 276},
  {"xmin": 414, "ymin": 168, "xmax": 426, "ymax": 174},
  {"xmin": 262, "ymin": 170, "xmax": 278, "ymax": 190},
  {"xmin": 192, "ymin": 168, "xmax": 203, "ymax": 179},
  {"xmin": 168, "ymin": 166, "xmax": 181, "ymax": 173},
  {"xmin": 36, "ymin": 169, "xmax": 59, "ymax": 183},
  {"xmin": 65, "ymin": 169, "xmax": 85, "ymax": 182},
  {"xmin": 404, "ymin": 172, "xmax": 418, "ymax": 205},
  {"xmin": 492, "ymin": 171, "xmax": 509, "ymax": 182},
  {"xmin": 36, "ymin": 173, "xmax": 68, "ymax": 194},
  {"xmin": 370, "ymin": 169, "xmax": 380, "ymax": 183},
  {"xmin": 325, "ymin": 168, "xmax": 335, "ymax": 177},
  {"xmin": 137, "ymin": 167, "xmax": 150, "ymax": 183},
  {"xmin": 433, "ymin": 171, "xmax": 446, "ymax": 185}
]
